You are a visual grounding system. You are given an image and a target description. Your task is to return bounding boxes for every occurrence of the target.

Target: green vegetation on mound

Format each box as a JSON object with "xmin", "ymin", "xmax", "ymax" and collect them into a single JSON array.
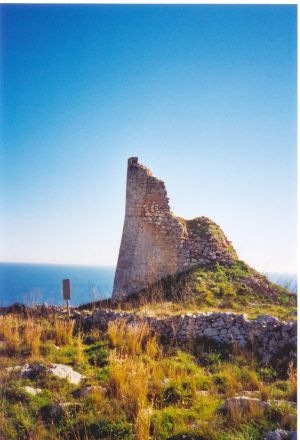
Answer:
[
  {"xmin": 108, "ymin": 260, "xmax": 296, "ymax": 320},
  {"xmin": 185, "ymin": 216, "xmax": 238, "ymax": 260}
]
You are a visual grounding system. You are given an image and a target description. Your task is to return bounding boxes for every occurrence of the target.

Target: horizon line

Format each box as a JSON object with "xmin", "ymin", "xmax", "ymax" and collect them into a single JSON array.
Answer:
[{"xmin": 0, "ymin": 261, "xmax": 297, "ymax": 276}]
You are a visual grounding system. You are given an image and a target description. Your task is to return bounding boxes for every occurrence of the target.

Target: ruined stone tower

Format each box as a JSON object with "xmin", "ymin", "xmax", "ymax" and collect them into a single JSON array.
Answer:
[{"xmin": 112, "ymin": 158, "xmax": 237, "ymax": 300}]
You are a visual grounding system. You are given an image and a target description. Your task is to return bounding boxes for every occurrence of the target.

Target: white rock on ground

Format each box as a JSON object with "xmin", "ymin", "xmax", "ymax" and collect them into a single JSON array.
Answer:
[
  {"xmin": 49, "ymin": 363, "xmax": 85, "ymax": 385},
  {"xmin": 23, "ymin": 386, "xmax": 42, "ymax": 395},
  {"xmin": 6, "ymin": 366, "xmax": 22, "ymax": 372}
]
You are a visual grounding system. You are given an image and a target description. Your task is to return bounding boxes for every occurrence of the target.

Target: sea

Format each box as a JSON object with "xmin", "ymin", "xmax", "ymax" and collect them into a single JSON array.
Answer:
[{"xmin": 0, "ymin": 263, "xmax": 297, "ymax": 307}]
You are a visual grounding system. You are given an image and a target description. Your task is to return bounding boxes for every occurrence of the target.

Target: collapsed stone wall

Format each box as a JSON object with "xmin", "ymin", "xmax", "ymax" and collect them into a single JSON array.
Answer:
[
  {"xmin": 82, "ymin": 310, "xmax": 297, "ymax": 368},
  {"xmin": 113, "ymin": 158, "xmax": 237, "ymax": 299}
]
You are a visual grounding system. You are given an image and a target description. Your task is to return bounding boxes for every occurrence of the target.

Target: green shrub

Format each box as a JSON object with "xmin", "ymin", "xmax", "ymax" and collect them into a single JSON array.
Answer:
[
  {"xmin": 69, "ymin": 418, "xmax": 134, "ymax": 440},
  {"xmin": 86, "ymin": 341, "xmax": 109, "ymax": 367}
]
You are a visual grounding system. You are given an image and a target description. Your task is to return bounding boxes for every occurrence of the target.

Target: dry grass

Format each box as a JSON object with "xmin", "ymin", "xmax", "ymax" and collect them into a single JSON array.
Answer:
[
  {"xmin": 287, "ymin": 361, "xmax": 297, "ymax": 402},
  {"xmin": 135, "ymin": 406, "xmax": 152, "ymax": 440},
  {"xmin": 54, "ymin": 318, "xmax": 75, "ymax": 346},
  {"xmin": 0, "ymin": 315, "xmax": 43, "ymax": 357},
  {"xmin": 107, "ymin": 319, "xmax": 159, "ymax": 357},
  {"xmin": 0, "ymin": 315, "xmax": 21, "ymax": 354},
  {"xmin": 107, "ymin": 319, "xmax": 127, "ymax": 348},
  {"xmin": 23, "ymin": 318, "xmax": 43, "ymax": 357},
  {"xmin": 75, "ymin": 332, "xmax": 85, "ymax": 365},
  {"xmin": 225, "ymin": 398, "xmax": 266, "ymax": 427},
  {"xmin": 108, "ymin": 350, "xmax": 149, "ymax": 418},
  {"xmin": 259, "ymin": 384, "xmax": 271, "ymax": 401},
  {"xmin": 107, "ymin": 348, "xmax": 154, "ymax": 439}
]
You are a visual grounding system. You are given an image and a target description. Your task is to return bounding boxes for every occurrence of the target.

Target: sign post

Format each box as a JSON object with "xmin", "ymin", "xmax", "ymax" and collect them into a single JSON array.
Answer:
[{"xmin": 63, "ymin": 279, "xmax": 71, "ymax": 317}]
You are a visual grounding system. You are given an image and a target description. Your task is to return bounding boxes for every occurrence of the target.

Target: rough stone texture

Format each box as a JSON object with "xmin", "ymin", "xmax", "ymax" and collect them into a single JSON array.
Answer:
[
  {"xmin": 49, "ymin": 363, "xmax": 84, "ymax": 385},
  {"xmin": 113, "ymin": 158, "xmax": 237, "ymax": 299},
  {"xmin": 20, "ymin": 363, "xmax": 84, "ymax": 385},
  {"xmin": 81, "ymin": 310, "xmax": 297, "ymax": 368},
  {"xmin": 220, "ymin": 396, "xmax": 271, "ymax": 415},
  {"xmin": 76, "ymin": 385, "xmax": 105, "ymax": 397},
  {"xmin": 264, "ymin": 430, "xmax": 297, "ymax": 440}
]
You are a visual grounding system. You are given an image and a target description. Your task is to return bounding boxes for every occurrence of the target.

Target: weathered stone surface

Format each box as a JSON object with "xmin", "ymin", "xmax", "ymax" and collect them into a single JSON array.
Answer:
[
  {"xmin": 21, "ymin": 363, "xmax": 47, "ymax": 379},
  {"xmin": 40, "ymin": 402, "xmax": 81, "ymax": 422},
  {"xmin": 112, "ymin": 158, "xmax": 237, "ymax": 299},
  {"xmin": 49, "ymin": 363, "xmax": 84, "ymax": 385},
  {"xmin": 81, "ymin": 310, "xmax": 296, "ymax": 368},
  {"xmin": 220, "ymin": 396, "xmax": 271, "ymax": 415},
  {"xmin": 20, "ymin": 362, "xmax": 84, "ymax": 385},
  {"xmin": 76, "ymin": 385, "xmax": 105, "ymax": 397},
  {"xmin": 264, "ymin": 430, "xmax": 297, "ymax": 440}
]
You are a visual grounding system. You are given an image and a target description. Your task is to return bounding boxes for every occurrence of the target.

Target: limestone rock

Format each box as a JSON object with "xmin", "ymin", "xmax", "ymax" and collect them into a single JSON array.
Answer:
[
  {"xmin": 76, "ymin": 385, "xmax": 105, "ymax": 397},
  {"xmin": 21, "ymin": 363, "xmax": 47, "ymax": 379},
  {"xmin": 219, "ymin": 396, "xmax": 271, "ymax": 415},
  {"xmin": 49, "ymin": 363, "xmax": 84, "ymax": 385},
  {"xmin": 264, "ymin": 430, "xmax": 297, "ymax": 440},
  {"xmin": 80, "ymin": 310, "xmax": 296, "ymax": 370},
  {"xmin": 20, "ymin": 362, "xmax": 84, "ymax": 385}
]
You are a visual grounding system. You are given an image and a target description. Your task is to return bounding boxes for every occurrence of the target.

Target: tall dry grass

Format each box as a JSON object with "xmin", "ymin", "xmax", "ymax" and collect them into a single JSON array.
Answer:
[
  {"xmin": 108, "ymin": 350, "xmax": 152, "ymax": 439},
  {"xmin": 75, "ymin": 331, "xmax": 85, "ymax": 365},
  {"xmin": 287, "ymin": 361, "xmax": 297, "ymax": 402},
  {"xmin": 54, "ymin": 319, "xmax": 75, "ymax": 345},
  {"xmin": 0, "ymin": 315, "xmax": 21, "ymax": 354},
  {"xmin": 0, "ymin": 315, "xmax": 43, "ymax": 356},
  {"xmin": 23, "ymin": 318, "xmax": 43, "ymax": 357},
  {"xmin": 107, "ymin": 319, "xmax": 159, "ymax": 357},
  {"xmin": 0, "ymin": 314, "xmax": 76, "ymax": 360},
  {"xmin": 135, "ymin": 406, "xmax": 152, "ymax": 440},
  {"xmin": 108, "ymin": 350, "xmax": 149, "ymax": 416}
]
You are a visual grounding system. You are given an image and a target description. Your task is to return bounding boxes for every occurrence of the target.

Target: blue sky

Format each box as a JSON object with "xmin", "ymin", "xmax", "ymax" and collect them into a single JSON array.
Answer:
[{"xmin": 0, "ymin": 4, "xmax": 297, "ymax": 273}]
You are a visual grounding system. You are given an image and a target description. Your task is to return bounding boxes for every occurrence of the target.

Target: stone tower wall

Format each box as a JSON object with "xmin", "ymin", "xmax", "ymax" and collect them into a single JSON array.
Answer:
[{"xmin": 112, "ymin": 158, "xmax": 237, "ymax": 300}]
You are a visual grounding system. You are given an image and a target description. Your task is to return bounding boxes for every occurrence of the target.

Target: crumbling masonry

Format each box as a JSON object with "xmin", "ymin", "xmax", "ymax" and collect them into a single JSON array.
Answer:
[{"xmin": 112, "ymin": 158, "xmax": 237, "ymax": 300}]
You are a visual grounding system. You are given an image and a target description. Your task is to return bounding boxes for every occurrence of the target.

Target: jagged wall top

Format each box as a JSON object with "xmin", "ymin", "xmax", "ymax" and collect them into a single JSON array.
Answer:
[{"xmin": 112, "ymin": 158, "xmax": 237, "ymax": 300}]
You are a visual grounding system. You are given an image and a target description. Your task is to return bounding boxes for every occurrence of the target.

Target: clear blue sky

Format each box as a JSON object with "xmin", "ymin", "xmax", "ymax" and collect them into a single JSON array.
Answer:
[{"xmin": 0, "ymin": 4, "xmax": 297, "ymax": 273}]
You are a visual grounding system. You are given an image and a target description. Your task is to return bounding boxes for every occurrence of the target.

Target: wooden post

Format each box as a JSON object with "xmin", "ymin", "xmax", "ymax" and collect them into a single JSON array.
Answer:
[{"xmin": 63, "ymin": 279, "xmax": 71, "ymax": 317}]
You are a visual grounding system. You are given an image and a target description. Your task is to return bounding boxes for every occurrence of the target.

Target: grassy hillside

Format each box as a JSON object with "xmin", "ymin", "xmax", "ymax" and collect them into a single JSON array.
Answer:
[{"xmin": 102, "ymin": 260, "xmax": 296, "ymax": 320}]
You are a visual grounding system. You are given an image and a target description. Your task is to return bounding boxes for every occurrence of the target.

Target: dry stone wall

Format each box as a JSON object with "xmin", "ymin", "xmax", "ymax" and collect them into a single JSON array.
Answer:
[
  {"xmin": 81, "ymin": 310, "xmax": 297, "ymax": 368},
  {"xmin": 113, "ymin": 158, "xmax": 237, "ymax": 299}
]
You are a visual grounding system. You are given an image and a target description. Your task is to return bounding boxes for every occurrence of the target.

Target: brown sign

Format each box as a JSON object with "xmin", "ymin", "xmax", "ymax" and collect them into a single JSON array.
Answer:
[{"xmin": 63, "ymin": 279, "xmax": 71, "ymax": 300}]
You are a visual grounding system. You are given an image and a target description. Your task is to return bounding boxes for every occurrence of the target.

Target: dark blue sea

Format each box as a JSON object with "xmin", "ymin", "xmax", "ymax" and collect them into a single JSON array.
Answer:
[
  {"xmin": 0, "ymin": 263, "xmax": 115, "ymax": 307},
  {"xmin": 0, "ymin": 263, "xmax": 297, "ymax": 307}
]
